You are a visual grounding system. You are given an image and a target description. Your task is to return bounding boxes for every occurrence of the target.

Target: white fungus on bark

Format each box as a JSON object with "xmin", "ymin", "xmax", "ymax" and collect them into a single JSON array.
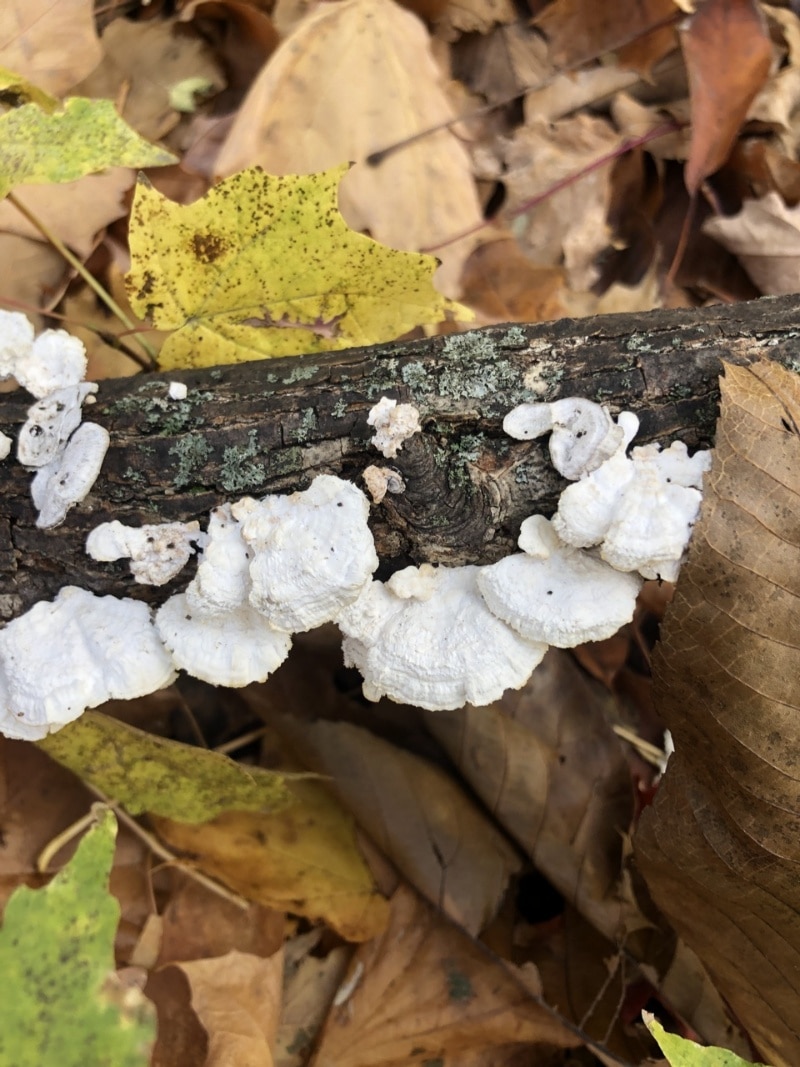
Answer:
[
  {"xmin": 0, "ymin": 587, "xmax": 176, "ymax": 740},
  {"xmin": 0, "ymin": 432, "xmax": 11, "ymax": 460},
  {"xmin": 31, "ymin": 421, "xmax": 110, "ymax": 529},
  {"xmin": 503, "ymin": 398, "xmax": 635, "ymax": 479},
  {"xmin": 155, "ymin": 594, "xmax": 292, "ymax": 687},
  {"xmin": 15, "ymin": 329, "xmax": 88, "ymax": 398},
  {"xmin": 168, "ymin": 381, "xmax": 188, "ymax": 400},
  {"xmin": 362, "ymin": 464, "xmax": 406, "ymax": 504},
  {"xmin": 367, "ymin": 396, "xmax": 421, "ymax": 458},
  {"xmin": 86, "ymin": 519, "xmax": 203, "ymax": 586},
  {"xmin": 17, "ymin": 383, "xmax": 98, "ymax": 467},
  {"xmin": 185, "ymin": 504, "xmax": 252, "ymax": 616},
  {"xmin": 0, "ymin": 310, "xmax": 34, "ymax": 379},
  {"xmin": 231, "ymin": 474, "xmax": 379, "ymax": 633},
  {"xmin": 336, "ymin": 564, "xmax": 548, "ymax": 711},
  {"xmin": 477, "ymin": 515, "xmax": 642, "ymax": 646}
]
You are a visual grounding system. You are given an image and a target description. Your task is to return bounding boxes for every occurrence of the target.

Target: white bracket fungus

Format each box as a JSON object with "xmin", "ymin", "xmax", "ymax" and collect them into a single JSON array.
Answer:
[
  {"xmin": 86, "ymin": 519, "xmax": 203, "ymax": 586},
  {"xmin": 0, "ymin": 432, "xmax": 11, "ymax": 461},
  {"xmin": 504, "ymin": 398, "xmax": 635, "ymax": 479},
  {"xmin": 31, "ymin": 421, "xmax": 110, "ymax": 529},
  {"xmin": 17, "ymin": 383, "xmax": 98, "ymax": 467},
  {"xmin": 14, "ymin": 328, "xmax": 88, "ymax": 398},
  {"xmin": 185, "ymin": 504, "xmax": 252, "ymax": 616},
  {"xmin": 367, "ymin": 396, "xmax": 421, "ymax": 458},
  {"xmin": 0, "ymin": 310, "xmax": 34, "ymax": 379},
  {"xmin": 336, "ymin": 565, "xmax": 547, "ymax": 711},
  {"xmin": 168, "ymin": 381, "xmax": 188, "ymax": 400},
  {"xmin": 0, "ymin": 587, "xmax": 176, "ymax": 740},
  {"xmin": 477, "ymin": 516, "xmax": 641, "ymax": 647},
  {"xmin": 155, "ymin": 594, "xmax": 292, "ymax": 688},
  {"xmin": 231, "ymin": 474, "xmax": 379, "ymax": 632},
  {"xmin": 362, "ymin": 464, "xmax": 406, "ymax": 504}
]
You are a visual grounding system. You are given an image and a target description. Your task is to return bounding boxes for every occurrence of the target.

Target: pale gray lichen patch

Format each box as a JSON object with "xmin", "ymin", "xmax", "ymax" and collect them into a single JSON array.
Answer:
[
  {"xmin": 220, "ymin": 429, "xmax": 266, "ymax": 493},
  {"xmin": 170, "ymin": 433, "xmax": 213, "ymax": 489},
  {"xmin": 282, "ymin": 364, "xmax": 319, "ymax": 385},
  {"xmin": 438, "ymin": 357, "xmax": 519, "ymax": 401},
  {"xmin": 292, "ymin": 408, "xmax": 318, "ymax": 443},
  {"xmin": 400, "ymin": 361, "xmax": 435, "ymax": 395},
  {"xmin": 332, "ymin": 398, "xmax": 348, "ymax": 419}
]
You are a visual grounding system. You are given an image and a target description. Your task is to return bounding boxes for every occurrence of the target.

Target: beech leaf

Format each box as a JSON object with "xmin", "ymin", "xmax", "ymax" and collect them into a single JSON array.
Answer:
[
  {"xmin": 644, "ymin": 1013, "xmax": 768, "ymax": 1067},
  {"xmin": 127, "ymin": 164, "xmax": 470, "ymax": 370},
  {"xmin": 635, "ymin": 361, "xmax": 800, "ymax": 1067},
  {"xmin": 0, "ymin": 97, "xmax": 176, "ymax": 199}
]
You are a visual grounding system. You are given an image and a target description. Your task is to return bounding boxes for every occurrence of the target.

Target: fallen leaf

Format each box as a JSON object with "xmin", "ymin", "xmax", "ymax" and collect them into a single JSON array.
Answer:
[
  {"xmin": 459, "ymin": 235, "xmax": 566, "ymax": 324},
  {"xmin": 276, "ymin": 933, "xmax": 351, "ymax": 1067},
  {"xmin": 273, "ymin": 714, "xmax": 521, "ymax": 936},
  {"xmin": 644, "ymin": 1012, "xmax": 763, "ymax": 1067},
  {"xmin": 75, "ymin": 18, "xmax": 226, "ymax": 142},
  {"xmin": 434, "ymin": 0, "xmax": 517, "ymax": 43},
  {"xmin": 213, "ymin": 0, "xmax": 484, "ymax": 296},
  {"xmin": 152, "ymin": 778, "xmax": 390, "ymax": 942},
  {"xmin": 682, "ymin": 0, "xmax": 773, "ymax": 193},
  {"xmin": 703, "ymin": 190, "xmax": 800, "ymax": 293},
  {"xmin": 635, "ymin": 361, "xmax": 800, "ymax": 1067},
  {"xmin": 535, "ymin": 0, "xmax": 679, "ymax": 78},
  {"xmin": 0, "ymin": 809, "xmax": 156, "ymax": 1067},
  {"xmin": 0, "ymin": 98, "xmax": 176, "ymax": 199},
  {"xmin": 175, "ymin": 949, "xmax": 282, "ymax": 1067},
  {"xmin": 126, "ymin": 165, "xmax": 468, "ymax": 369},
  {"xmin": 0, "ymin": 0, "xmax": 102, "ymax": 95},
  {"xmin": 311, "ymin": 885, "xmax": 581, "ymax": 1066},
  {"xmin": 38, "ymin": 710, "xmax": 290, "ymax": 821}
]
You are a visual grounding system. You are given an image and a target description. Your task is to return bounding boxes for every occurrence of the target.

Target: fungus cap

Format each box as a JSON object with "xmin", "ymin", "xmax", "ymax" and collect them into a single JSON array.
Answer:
[
  {"xmin": 0, "ymin": 587, "xmax": 176, "ymax": 740},
  {"xmin": 0, "ymin": 310, "xmax": 34, "ymax": 379},
  {"xmin": 504, "ymin": 399, "xmax": 633, "ymax": 479},
  {"xmin": 86, "ymin": 519, "xmax": 202, "ymax": 586},
  {"xmin": 17, "ymin": 383, "xmax": 98, "ymax": 467},
  {"xmin": 185, "ymin": 504, "xmax": 252, "ymax": 616},
  {"xmin": 31, "ymin": 421, "xmax": 109, "ymax": 528},
  {"xmin": 15, "ymin": 329, "xmax": 87, "ymax": 398},
  {"xmin": 155, "ymin": 594, "xmax": 292, "ymax": 687},
  {"xmin": 232, "ymin": 474, "xmax": 379, "ymax": 633},
  {"xmin": 477, "ymin": 516, "xmax": 641, "ymax": 646},
  {"xmin": 552, "ymin": 450, "xmax": 636, "ymax": 548},
  {"xmin": 367, "ymin": 396, "xmax": 421, "ymax": 458},
  {"xmin": 336, "ymin": 565, "xmax": 547, "ymax": 711}
]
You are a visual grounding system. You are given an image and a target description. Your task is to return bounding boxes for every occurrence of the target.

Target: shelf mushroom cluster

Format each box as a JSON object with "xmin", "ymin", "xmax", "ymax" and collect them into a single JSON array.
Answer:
[
  {"xmin": 0, "ymin": 310, "xmax": 110, "ymax": 529},
  {"xmin": 0, "ymin": 315, "xmax": 713, "ymax": 738}
]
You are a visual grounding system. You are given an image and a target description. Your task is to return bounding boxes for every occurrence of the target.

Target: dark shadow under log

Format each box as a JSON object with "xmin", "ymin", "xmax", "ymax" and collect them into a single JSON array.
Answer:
[{"xmin": 2, "ymin": 292, "xmax": 799, "ymax": 617}]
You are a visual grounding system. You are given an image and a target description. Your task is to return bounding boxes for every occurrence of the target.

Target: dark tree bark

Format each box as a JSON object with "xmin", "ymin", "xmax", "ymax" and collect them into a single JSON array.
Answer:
[{"xmin": 2, "ymin": 293, "xmax": 799, "ymax": 618}]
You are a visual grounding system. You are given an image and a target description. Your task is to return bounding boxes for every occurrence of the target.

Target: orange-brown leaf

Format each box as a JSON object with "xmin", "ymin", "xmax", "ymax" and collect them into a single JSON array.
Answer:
[
  {"xmin": 682, "ymin": 0, "xmax": 772, "ymax": 193},
  {"xmin": 635, "ymin": 360, "xmax": 800, "ymax": 1067}
]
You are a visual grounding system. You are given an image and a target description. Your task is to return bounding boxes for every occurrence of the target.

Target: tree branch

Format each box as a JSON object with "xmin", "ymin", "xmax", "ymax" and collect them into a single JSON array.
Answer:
[{"xmin": 2, "ymin": 293, "xmax": 799, "ymax": 618}]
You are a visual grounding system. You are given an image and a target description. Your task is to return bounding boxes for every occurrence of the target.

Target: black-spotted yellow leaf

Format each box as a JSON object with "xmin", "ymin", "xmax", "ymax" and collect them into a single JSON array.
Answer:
[
  {"xmin": 0, "ymin": 67, "xmax": 58, "ymax": 111},
  {"xmin": 0, "ymin": 97, "xmax": 176, "ymax": 198},
  {"xmin": 38, "ymin": 710, "xmax": 291, "ymax": 821},
  {"xmin": 644, "ymin": 1013, "xmax": 770, "ymax": 1067},
  {"xmin": 0, "ymin": 807, "xmax": 154, "ymax": 1067},
  {"xmin": 126, "ymin": 163, "xmax": 471, "ymax": 369}
]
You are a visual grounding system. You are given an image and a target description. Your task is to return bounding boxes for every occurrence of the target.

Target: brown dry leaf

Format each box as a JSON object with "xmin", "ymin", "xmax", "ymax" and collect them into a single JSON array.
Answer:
[
  {"xmin": 0, "ymin": 234, "xmax": 68, "ymax": 324},
  {"xmin": 75, "ymin": 18, "xmax": 225, "ymax": 142},
  {"xmin": 682, "ymin": 0, "xmax": 773, "ymax": 193},
  {"xmin": 174, "ymin": 949, "xmax": 283, "ymax": 1067},
  {"xmin": 273, "ymin": 715, "xmax": 521, "ymax": 936},
  {"xmin": 635, "ymin": 360, "xmax": 800, "ymax": 1067},
  {"xmin": 502, "ymin": 113, "xmax": 622, "ymax": 290},
  {"xmin": 0, "ymin": 169, "xmax": 135, "ymax": 258},
  {"xmin": 0, "ymin": 0, "xmax": 101, "ymax": 94},
  {"xmin": 424, "ymin": 650, "xmax": 638, "ymax": 944},
  {"xmin": 703, "ymin": 190, "xmax": 800, "ymax": 293},
  {"xmin": 213, "ymin": 0, "xmax": 483, "ymax": 296},
  {"xmin": 153, "ymin": 778, "xmax": 390, "ymax": 943},
  {"xmin": 536, "ymin": 0, "xmax": 679, "ymax": 78},
  {"xmin": 179, "ymin": 1, "xmax": 279, "ymax": 94},
  {"xmin": 459, "ymin": 235, "xmax": 566, "ymax": 323},
  {"xmin": 434, "ymin": 0, "xmax": 517, "ymax": 45},
  {"xmin": 311, "ymin": 885, "xmax": 581, "ymax": 1066},
  {"xmin": 276, "ymin": 932, "xmax": 351, "ymax": 1067}
]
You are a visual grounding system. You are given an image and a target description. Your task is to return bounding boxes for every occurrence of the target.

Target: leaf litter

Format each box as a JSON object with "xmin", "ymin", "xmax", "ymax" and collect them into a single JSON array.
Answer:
[{"xmin": 3, "ymin": 0, "xmax": 800, "ymax": 1064}]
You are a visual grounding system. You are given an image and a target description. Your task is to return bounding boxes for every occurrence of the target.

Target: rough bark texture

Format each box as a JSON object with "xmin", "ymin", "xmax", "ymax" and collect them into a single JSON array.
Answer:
[{"xmin": 2, "ymin": 293, "xmax": 800, "ymax": 618}]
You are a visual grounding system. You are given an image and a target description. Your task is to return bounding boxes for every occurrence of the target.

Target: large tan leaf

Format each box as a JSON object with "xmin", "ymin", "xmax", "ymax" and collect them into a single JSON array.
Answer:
[
  {"xmin": 311, "ymin": 885, "xmax": 581, "ymax": 1066},
  {"xmin": 635, "ymin": 361, "xmax": 800, "ymax": 1067},
  {"xmin": 0, "ymin": 0, "xmax": 101, "ymax": 95},
  {"xmin": 272, "ymin": 715, "xmax": 521, "ymax": 936},
  {"xmin": 214, "ymin": 0, "xmax": 483, "ymax": 296}
]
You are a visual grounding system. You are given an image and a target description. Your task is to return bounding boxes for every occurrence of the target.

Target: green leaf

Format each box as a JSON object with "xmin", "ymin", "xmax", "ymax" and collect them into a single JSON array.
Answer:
[
  {"xmin": 0, "ymin": 97, "xmax": 176, "ymax": 198},
  {"xmin": 38, "ymin": 710, "xmax": 291, "ymax": 821},
  {"xmin": 126, "ymin": 163, "xmax": 471, "ymax": 370},
  {"xmin": 644, "ymin": 1013, "xmax": 770, "ymax": 1067},
  {"xmin": 0, "ymin": 808, "xmax": 154, "ymax": 1067}
]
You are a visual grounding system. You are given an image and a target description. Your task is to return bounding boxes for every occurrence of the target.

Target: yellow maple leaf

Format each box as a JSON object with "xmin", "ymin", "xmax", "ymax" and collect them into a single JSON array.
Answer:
[{"xmin": 126, "ymin": 164, "xmax": 471, "ymax": 370}]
